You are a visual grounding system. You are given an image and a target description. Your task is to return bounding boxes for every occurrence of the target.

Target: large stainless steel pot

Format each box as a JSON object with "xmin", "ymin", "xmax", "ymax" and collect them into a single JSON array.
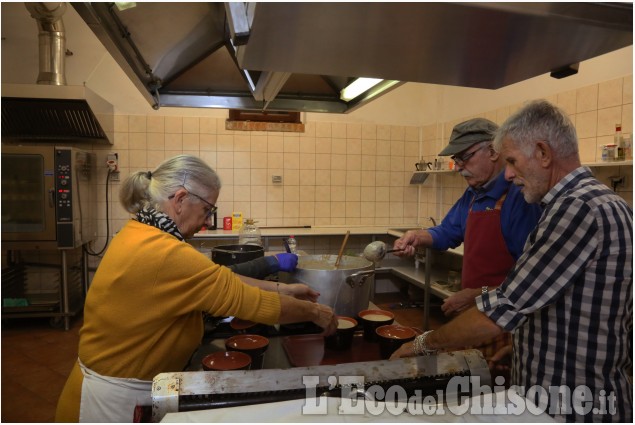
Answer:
[{"xmin": 288, "ymin": 255, "xmax": 375, "ymax": 317}]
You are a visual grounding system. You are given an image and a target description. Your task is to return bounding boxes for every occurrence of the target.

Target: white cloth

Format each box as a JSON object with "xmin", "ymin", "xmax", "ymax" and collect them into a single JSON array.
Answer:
[{"xmin": 78, "ymin": 358, "xmax": 152, "ymax": 423}]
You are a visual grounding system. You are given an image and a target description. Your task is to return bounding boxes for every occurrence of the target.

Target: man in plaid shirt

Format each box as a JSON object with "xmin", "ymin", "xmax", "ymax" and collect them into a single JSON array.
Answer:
[{"xmin": 392, "ymin": 100, "xmax": 632, "ymax": 422}]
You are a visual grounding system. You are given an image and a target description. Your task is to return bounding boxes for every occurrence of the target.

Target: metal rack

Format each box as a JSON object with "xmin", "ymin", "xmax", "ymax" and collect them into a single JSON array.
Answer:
[{"xmin": 1, "ymin": 246, "xmax": 86, "ymax": 330}]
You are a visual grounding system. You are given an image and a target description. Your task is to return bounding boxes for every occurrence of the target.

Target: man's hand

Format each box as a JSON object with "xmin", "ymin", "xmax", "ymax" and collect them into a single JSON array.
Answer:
[
  {"xmin": 441, "ymin": 288, "xmax": 481, "ymax": 316},
  {"xmin": 488, "ymin": 344, "xmax": 512, "ymax": 374},
  {"xmin": 389, "ymin": 340, "xmax": 417, "ymax": 359},
  {"xmin": 393, "ymin": 230, "xmax": 421, "ymax": 257}
]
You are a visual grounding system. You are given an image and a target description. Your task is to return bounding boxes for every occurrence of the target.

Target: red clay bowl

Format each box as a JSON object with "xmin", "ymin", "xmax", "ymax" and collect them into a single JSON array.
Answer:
[
  {"xmin": 202, "ymin": 351, "xmax": 251, "ymax": 371},
  {"xmin": 225, "ymin": 334, "xmax": 270, "ymax": 357},
  {"xmin": 376, "ymin": 325, "xmax": 417, "ymax": 359}
]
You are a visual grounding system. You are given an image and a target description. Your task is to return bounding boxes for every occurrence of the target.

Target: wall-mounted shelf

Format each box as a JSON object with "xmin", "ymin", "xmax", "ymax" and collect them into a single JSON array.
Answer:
[{"xmin": 585, "ymin": 160, "xmax": 632, "ymax": 167}]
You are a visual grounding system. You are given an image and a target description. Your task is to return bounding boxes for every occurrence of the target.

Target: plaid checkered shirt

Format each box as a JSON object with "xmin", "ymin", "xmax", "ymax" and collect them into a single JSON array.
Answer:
[{"xmin": 477, "ymin": 167, "xmax": 633, "ymax": 422}]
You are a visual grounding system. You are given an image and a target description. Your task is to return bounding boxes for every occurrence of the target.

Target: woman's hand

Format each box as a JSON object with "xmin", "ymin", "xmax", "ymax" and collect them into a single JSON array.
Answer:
[
  {"xmin": 440, "ymin": 288, "xmax": 481, "ymax": 316},
  {"xmin": 314, "ymin": 303, "xmax": 337, "ymax": 336},
  {"xmin": 280, "ymin": 283, "xmax": 320, "ymax": 302}
]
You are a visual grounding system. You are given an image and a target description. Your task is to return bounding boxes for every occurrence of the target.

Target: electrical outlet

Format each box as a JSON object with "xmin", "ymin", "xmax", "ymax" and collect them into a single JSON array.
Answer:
[
  {"xmin": 110, "ymin": 171, "xmax": 120, "ymax": 182},
  {"xmin": 272, "ymin": 175, "xmax": 282, "ymax": 183},
  {"xmin": 107, "ymin": 153, "xmax": 119, "ymax": 172}
]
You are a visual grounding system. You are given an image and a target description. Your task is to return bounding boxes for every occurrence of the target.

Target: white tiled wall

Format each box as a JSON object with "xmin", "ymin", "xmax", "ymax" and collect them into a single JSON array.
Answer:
[{"xmin": 83, "ymin": 76, "xmax": 632, "ymax": 253}]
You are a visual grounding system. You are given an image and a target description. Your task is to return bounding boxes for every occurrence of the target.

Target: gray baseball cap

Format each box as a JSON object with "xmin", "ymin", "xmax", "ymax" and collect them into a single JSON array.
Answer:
[{"xmin": 438, "ymin": 118, "xmax": 498, "ymax": 156}]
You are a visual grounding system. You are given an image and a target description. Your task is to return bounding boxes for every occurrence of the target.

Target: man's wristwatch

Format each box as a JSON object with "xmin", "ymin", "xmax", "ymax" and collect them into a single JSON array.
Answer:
[{"xmin": 481, "ymin": 286, "xmax": 489, "ymax": 295}]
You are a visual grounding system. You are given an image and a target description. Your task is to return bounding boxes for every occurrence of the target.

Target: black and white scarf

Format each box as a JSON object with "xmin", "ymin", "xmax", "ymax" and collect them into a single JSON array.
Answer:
[{"xmin": 135, "ymin": 207, "xmax": 184, "ymax": 241}]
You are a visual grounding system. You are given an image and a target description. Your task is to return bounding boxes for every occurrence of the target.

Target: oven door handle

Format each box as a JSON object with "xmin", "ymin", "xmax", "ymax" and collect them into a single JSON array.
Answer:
[{"xmin": 48, "ymin": 188, "xmax": 55, "ymax": 208}]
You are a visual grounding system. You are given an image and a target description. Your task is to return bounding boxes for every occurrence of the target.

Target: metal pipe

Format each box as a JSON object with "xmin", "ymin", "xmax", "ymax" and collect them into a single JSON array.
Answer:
[{"xmin": 25, "ymin": 2, "xmax": 67, "ymax": 85}]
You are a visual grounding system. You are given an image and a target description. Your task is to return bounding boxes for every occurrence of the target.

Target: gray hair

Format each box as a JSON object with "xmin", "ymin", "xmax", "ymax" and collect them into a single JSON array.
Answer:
[
  {"xmin": 493, "ymin": 99, "xmax": 579, "ymax": 159},
  {"xmin": 119, "ymin": 155, "xmax": 221, "ymax": 214}
]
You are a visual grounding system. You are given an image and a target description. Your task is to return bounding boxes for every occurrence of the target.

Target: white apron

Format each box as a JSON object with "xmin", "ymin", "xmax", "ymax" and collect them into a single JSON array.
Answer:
[{"xmin": 78, "ymin": 358, "xmax": 152, "ymax": 423}]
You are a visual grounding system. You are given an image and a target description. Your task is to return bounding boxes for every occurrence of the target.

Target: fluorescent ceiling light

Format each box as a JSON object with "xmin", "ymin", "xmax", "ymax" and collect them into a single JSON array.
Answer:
[
  {"xmin": 115, "ymin": 2, "xmax": 137, "ymax": 11},
  {"xmin": 340, "ymin": 78, "xmax": 383, "ymax": 101}
]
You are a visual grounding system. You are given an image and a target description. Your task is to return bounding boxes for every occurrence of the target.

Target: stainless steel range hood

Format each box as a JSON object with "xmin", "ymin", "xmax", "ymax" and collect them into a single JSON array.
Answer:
[
  {"xmin": 2, "ymin": 84, "xmax": 114, "ymax": 145},
  {"xmin": 70, "ymin": 2, "xmax": 632, "ymax": 114},
  {"xmin": 1, "ymin": 3, "xmax": 114, "ymax": 144}
]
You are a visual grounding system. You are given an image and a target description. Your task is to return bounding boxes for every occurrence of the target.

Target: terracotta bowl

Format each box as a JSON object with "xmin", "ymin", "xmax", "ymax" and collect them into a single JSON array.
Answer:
[
  {"xmin": 225, "ymin": 334, "xmax": 270, "ymax": 357},
  {"xmin": 325, "ymin": 316, "xmax": 358, "ymax": 351},
  {"xmin": 376, "ymin": 325, "xmax": 417, "ymax": 359},
  {"xmin": 358, "ymin": 309, "xmax": 395, "ymax": 342},
  {"xmin": 202, "ymin": 351, "xmax": 251, "ymax": 371}
]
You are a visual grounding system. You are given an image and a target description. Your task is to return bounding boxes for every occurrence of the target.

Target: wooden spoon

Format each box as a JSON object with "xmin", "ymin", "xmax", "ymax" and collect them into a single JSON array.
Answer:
[{"xmin": 334, "ymin": 231, "xmax": 350, "ymax": 268}]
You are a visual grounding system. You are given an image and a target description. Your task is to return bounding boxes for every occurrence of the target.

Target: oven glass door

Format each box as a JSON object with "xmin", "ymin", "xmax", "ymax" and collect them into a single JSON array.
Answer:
[{"xmin": 1, "ymin": 147, "xmax": 56, "ymax": 242}]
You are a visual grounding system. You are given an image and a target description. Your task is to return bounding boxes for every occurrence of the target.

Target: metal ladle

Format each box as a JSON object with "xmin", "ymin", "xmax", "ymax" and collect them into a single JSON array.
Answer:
[{"xmin": 362, "ymin": 241, "xmax": 404, "ymax": 262}]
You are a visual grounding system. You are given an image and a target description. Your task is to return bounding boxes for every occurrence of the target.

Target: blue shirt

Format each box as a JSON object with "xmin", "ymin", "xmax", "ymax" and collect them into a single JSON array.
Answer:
[
  {"xmin": 477, "ymin": 167, "xmax": 633, "ymax": 422},
  {"xmin": 428, "ymin": 171, "xmax": 542, "ymax": 260}
]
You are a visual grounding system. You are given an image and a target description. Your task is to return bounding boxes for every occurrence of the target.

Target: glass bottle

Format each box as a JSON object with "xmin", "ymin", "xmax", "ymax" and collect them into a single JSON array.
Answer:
[
  {"xmin": 238, "ymin": 219, "xmax": 262, "ymax": 246},
  {"xmin": 615, "ymin": 124, "xmax": 624, "ymax": 161},
  {"xmin": 287, "ymin": 235, "xmax": 297, "ymax": 254}
]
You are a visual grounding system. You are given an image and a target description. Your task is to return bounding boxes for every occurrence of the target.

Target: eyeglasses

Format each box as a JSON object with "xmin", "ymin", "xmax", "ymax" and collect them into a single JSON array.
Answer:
[
  {"xmin": 451, "ymin": 144, "xmax": 489, "ymax": 166},
  {"xmin": 169, "ymin": 187, "xmax": 218, "ymax": 219}
]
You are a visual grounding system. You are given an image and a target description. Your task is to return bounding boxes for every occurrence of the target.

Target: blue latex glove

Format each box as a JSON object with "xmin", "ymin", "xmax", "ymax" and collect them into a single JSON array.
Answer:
[{"xmin": 275, "ymin": 253, "xmax": 298, "ymax": 272}]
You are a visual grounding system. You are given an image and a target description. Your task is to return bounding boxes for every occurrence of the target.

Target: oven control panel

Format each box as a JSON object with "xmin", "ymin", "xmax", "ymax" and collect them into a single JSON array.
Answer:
[{"xmin": 55, "ymin": 149, "xmax": 73, "ymax": 222}]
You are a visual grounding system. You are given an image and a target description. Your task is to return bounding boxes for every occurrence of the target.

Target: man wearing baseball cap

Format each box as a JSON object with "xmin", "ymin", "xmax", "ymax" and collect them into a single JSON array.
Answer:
[{"xmin": 393, "ymin": 117, "xmax": 542, "ymax": 380}]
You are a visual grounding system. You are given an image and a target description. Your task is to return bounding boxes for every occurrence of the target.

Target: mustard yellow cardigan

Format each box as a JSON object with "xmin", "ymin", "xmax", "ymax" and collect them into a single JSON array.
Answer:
[{"xmin": 55, "ymin": 220, "xmax": 280, "ymax": 422}]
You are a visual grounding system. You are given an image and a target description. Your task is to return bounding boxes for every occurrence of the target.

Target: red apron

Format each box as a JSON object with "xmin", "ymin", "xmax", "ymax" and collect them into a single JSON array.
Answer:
[
  {"xmin": 460, "ymin": 191, "xmax": 514, "ymax": 383},
  {"xmin": 461, "ymin": 192, "xmax": 515, "ymax": 289}
]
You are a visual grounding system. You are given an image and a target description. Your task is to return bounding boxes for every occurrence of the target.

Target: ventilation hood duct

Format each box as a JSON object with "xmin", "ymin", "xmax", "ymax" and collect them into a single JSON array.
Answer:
[{"xmin": 1, "ymin": 2, "xmax": 113, "ymax": 144}]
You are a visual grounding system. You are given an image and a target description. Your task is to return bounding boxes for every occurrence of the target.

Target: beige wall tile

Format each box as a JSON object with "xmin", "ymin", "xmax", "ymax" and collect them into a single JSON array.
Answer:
[
  {"xmin": 199, "ymin": 151, "xmax": 217, "ymax": 169},
  {"xmin": 234, "ymin": 151, "xmax": 250, "ymax": 169},
  {"xmin": 200, "ymin": 117, "xmax": 217, "ymax": 134},
  {"xmin": 234, "ymin": 185, "xmax": 251, "ymax": 201},
  {"xmin": 183, "ymin": 117, "xmax": 200, "ymax": 134},
  {"xmin": 200, "ymin": 134, "xmax": 217, "ymax": 151},
  {"xmin": 251, "ymin": 185, "xmax": 267, "ymax": 201},
  {"xmin": 621, "ymin": 104, "xmax": 632, "ymax": 135},
  {"xmin": 268, "ymin": 152, "xmax": 283, "ymax": 169},
  {"xmin": 361, "ymin": 186, "xmax": 375, "ymax": 201},
  {"xmin": 165, "ymin": 133, "xmax": 183, "ymax": 150},
  {"xmin": 346, "ymin": 123, "xmax": 362, "ymax": 139},
  {"xmin": 331, "ymin": 201, "xmax": 345, "ymax": 217},
  {"xmin": 332, "ymin": 123, "xmax": 347, "ymax": 139},
  {"xmin": 598, "ymin": 78, "xmax": 623, "ymax": 109},
  {"xmin": 283, "ymin": 153, "xmax": 300, "ymax": 169},
  {"xmin": 578, "ymin": 137, "xmax": 597, "ymax": 163},
  {"xmin": 299, "ymin": 169, "xmax": 316, "ymax": 186},
  {"xmin": 377, "ymin": 124, "xmax": 391, "ymax": 140},
  {"xmin": 267, "ymin": 186, "xmax": 283, "ymax": 202},
  {"xmin": 284, "ymin": 169, "xmax": 300, "ymax": 185},
  {"xmin": 315, "ymin": 201, "xmax": 330, "ymax": 217},
  {"xmin": 114, "ymin": 115, "xmax": 129, "ymax": 132},
  {"xmin": 299, "ymin": 153, "xmax": 316, "ymax": 170},
  {"xmin": 361, "ymin": 123, "xmax": 377, "ymax": 139},
  {"xmin": 577, "ymin": 84, "xmax": 598, "ymax": 113},
  {"xmin": 183, "ymin": 134, "xmax": 199, "ymax": 151},
  {"xmin": 575, "ymin": 110, "xmax": 598, "ymax": 139},
  {"xmin": 315, "ymin": 122, "xmax": 331, "ymax": 138},
  {"xmin": 346, "ymin": 170, "xmax": 361, "ymax": 186},
  {"xmin": 556, "ymin": 89, "xmax": 576, "ymax": 115},
  {"xmin": 129, "ymin": 132, "xmax": 147, "ymax": 150},
  {"xmin": 346, "ymin": 201, "xmax": 361, "ymax": 218},
  {"xmin": 361, "ymin": 155, "xmax": 377, "ymax": 171},
  {"xmin": 299, "ymin": 137, "xmax": 316, "ymax": 153},
  {"xmin": 331, "ymin": 138, "xmax": 346, "ymax": 154},
  {"xmin": 302, "ymin": 121, "xmax": 316, "ymax": 138},
  {"xmin": 250, "ymin": 169, "xmax": 267, "ymax": 186},
  {"xmin": 283, "ymin": 137, "xmax": 300, "ymax": 153},
  {"xmin": 361, "ymin": 139, "xmax": 377, "ymax": 156},
  {"xmin": 165, "ymin": 116, "xmax": 183, "ymax": 133},
  {"xmin": 391, "ymin": 125, "xmax": 405, "ymax": 141},
  {"xmin": 217, "ymin": 134, "xmax": 234, "ymax": 151},
  {"xmin": 250, "ymin": 152, "xmax": 267, "ymax": 169},
  {"xmin": 217, "ymin": 151, "xmax": 234, "ymax": 168},
  {"xmin": 129, "ymin": 115, "xmax": 146, "ymax": 132},
  {"xmin": 315, "ymin": 170, "xmax": 331, "ymax": 186},
  {"xmin": 316, "ymin": 138, "xmax": 332, "ymax": 154},
  {"xmin": 268, "ymin": 135, "xmax": 283, "ymax": 152},
  {"xmin": 346, "ymin": 138, "xmax": 362, "ymax": 155},
  {"xmin": 300, "ymin": 185, "xmax": 315, "ymax": 202},
  {"xmin": 147, "ymin": 132, "xmax": 165, "ymax": 150},
  {"xmin": 623, "ymin": 77, "xmax": 633, "ymax": 105}
]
